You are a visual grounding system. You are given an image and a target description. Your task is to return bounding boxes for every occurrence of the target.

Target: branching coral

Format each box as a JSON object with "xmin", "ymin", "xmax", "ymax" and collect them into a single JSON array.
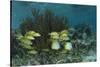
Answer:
[
  {"xmin": 19, "ymin": 9, "xmax": 68, "ymax": 49},
  {"xmin": 11, "ymin": 8, "xmax": 96, "ymax": 66}
]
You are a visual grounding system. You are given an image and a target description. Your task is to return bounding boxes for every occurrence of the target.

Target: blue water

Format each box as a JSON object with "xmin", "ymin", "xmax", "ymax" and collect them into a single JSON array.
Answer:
[{"xmin": 11, "ymin": 1, "xmax": 96, "ymax": 31}]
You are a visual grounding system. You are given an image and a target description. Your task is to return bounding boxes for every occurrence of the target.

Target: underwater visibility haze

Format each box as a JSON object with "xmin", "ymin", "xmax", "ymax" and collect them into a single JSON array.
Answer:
[{"xmin": 11, "ymin": 1, "xmax": 96, "ymax": 66}]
